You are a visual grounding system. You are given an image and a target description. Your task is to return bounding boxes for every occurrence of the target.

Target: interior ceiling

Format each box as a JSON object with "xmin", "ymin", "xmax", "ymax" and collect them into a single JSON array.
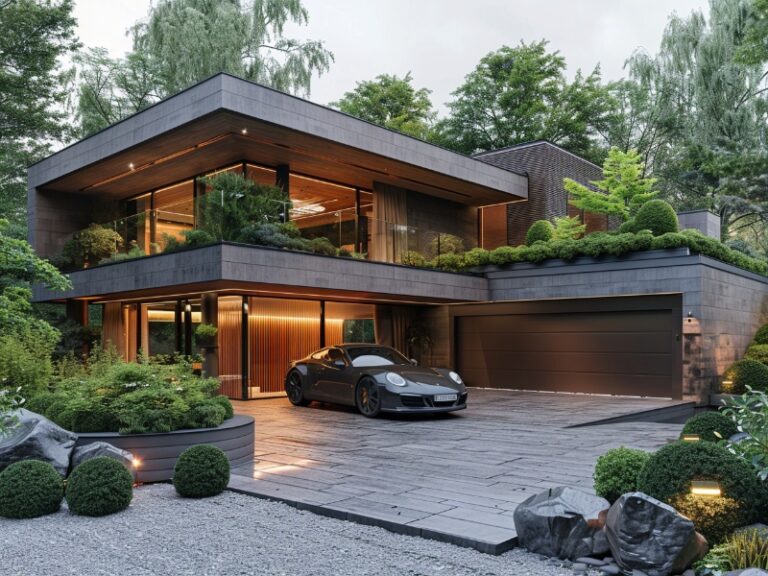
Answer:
[{"xmin": 40, "ymin": 111, "xmax": 522, "ymax": 207}]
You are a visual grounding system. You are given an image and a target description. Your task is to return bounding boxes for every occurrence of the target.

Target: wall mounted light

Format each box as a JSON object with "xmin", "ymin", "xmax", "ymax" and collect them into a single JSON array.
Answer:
[
  {"xmin": 184, "ymin": 303, "xmax": 192, "ymax": 313},
  {"xmin": 681, "ymin": 434, "xmax": 700, "ymax": 442},
  {"xmin": 721, "ymin": 379, "xmax": 735, "ymax": 393},
  {"xmin": 691, "ymin": 480, "xmax": 721, "ymax": 497},
  {"xmin": 243, "ymin": 302, "xmax": 249, "ymax": 314}
]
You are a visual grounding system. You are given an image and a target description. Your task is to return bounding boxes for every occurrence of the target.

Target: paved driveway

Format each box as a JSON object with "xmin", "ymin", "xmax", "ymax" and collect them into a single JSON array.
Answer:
[{"xmin": 230, "ymin": 389, "xmax": 687, "ymax": 553}]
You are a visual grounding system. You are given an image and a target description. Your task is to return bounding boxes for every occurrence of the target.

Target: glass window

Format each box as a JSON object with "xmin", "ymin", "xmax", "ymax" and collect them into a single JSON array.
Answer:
[
  {"xmin": 347, "ymin": 346, "xmax": 410, "ymax": 367},
  {"xmin": 325, "ymin": 302, "xmax": 375, "ymax": 346},
  {"xmin": 154, "ymin": 180, "xmax": 195, "ymax": 249}
]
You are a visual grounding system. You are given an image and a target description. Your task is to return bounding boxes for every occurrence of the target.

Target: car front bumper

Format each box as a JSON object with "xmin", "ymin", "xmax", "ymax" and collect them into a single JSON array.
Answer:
[{"xmin": 379, "ymin": 390, "xmax": 468, "ymax": 413}]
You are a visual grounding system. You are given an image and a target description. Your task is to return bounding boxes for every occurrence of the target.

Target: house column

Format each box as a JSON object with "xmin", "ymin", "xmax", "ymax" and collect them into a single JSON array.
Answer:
[
  {"xmin": 65, "ymin": 299, "xmax": 89, "ymax": 357},
  {"xmin": 200, "ymin": 293, "xmax": 219, "ymax": 378}
]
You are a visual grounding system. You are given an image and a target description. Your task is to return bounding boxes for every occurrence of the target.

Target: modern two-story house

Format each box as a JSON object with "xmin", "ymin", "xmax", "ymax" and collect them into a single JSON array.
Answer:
[{"xmin": 29, "ymin": 73, "xmax": 768, "ymax": 404}]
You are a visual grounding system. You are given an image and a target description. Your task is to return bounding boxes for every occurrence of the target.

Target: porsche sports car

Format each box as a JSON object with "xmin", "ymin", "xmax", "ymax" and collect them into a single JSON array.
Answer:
[{"xmin": 284, "ymin": 344, "xmax": 467, "ymax": 417}]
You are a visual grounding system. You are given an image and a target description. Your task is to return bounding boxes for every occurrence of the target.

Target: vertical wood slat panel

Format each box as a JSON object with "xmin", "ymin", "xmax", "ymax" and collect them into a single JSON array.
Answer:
[
  {"xmin": 249, "ymin": 298, "xmax": 320, "ymax": 394},
  {"xmin": 324, "ymin": 319, "xmax": 344, "ymax": 347},
  {"xmin": 217, "ymin": 296, "xmax": 243, "ymax": 398}
]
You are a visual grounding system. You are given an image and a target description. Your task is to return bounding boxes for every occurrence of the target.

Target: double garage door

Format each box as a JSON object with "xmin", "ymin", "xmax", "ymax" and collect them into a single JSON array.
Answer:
[{"xmin": 455, "ymin": 295, "xmax": 682, "ymax": 399}]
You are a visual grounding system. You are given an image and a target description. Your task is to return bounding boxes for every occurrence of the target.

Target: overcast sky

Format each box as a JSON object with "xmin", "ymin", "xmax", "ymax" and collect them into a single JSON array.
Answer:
[{"xmin": 73, "ymin": 0, "xmax": 710, "ymax": 112}]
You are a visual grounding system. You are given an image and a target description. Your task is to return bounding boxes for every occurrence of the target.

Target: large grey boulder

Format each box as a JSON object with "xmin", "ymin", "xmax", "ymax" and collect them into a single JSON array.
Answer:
[
  {"xmin": 69, "ymin": 442, "xmax": 135, "ymax": 478},
  {"xmin": 606, "ymin": 492, "xmax": 708, "ymax": 576},
  {"xmin": 0, "ymin": 409, "xmax": 77, "ymax": 476},
  {"xmin": 513, "ymin": 486, "xmax": 611, "ymax": 559}
]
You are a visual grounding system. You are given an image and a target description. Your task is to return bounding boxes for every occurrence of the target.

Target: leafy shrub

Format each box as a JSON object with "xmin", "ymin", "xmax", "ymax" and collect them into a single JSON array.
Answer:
[
  {"xmin": 173, "ymin": 444, "xmax": 230, "ymax": 498},
  {"xmin": 194, "ymin": 323, "xmax": 218, "ymax": 348},
  {"xmin": 593, "ymin": 446, "xmax": 651, "ymax": 503},
  {"xmin": 431, "ymin": 252, "xmax": 464, "ymax": 272},
  {"xmin": 618, "ymin": 219, "xmax": 636, "ymax": 234},
  {"xmin": 552, "ymin": 215, "xmax": 586, "ymax": 241},
  {"xmin": 0, "ymin": 331, "xmax": 56, "ymax": 399},
  {"xmin": 462, "ymin": 247, "xmax": 492, "ymax": 268},
  {"xmin": 721, "ymin": 387, "xmax": 768, "ymax": 480},
  {"xmin": 427, "ymin": 233, "xmax": 465, "ymax": 257},
  {"xmin": 307, "ymin": 237, "xmax": 337, "ymax": 256},
  {"xmin": 66, "ymin": 457, "xmax": 133, "ymax": 517},
  {"xmin": 37, "ymin": 351, "xmax": 230, "ymax": 435},
  {"xmin": 0, "ymin": 386, "xmax": 25, "ymax": 436},
  {"xmin": 632, "ymin": 199, "xmax": 679, "ymax": 236},
  {"xmin": 670, "ymin": 493, "xmax": 745, "ymax": 544},
  {"xmin": 745, "ymin": 343, "xmax": 768, "ymax": 365},
  {"xmin": 637, "ymin": 441, "xmax": 768, "ymax": 540},
  {"xmin": 721, "ymin": 359, "xmax": 768, "ymax": 393},
  {"xmin": 0, "ymin": 460, "xmax": 63, "ymax": 519},
  {"xmin": 60, "ymin": 224, "xmax": 124, "ymax": 268},
  {"xmin": 754, "ymin": 323, "xmax": 768, "ymax": 345},
  {"xmin": 211, "ymin": 395, "xmax": 234, "ymax": 419},
  {"xmin": 696, "ymin": 528, "xmax": 768, "ymax": 573},
  {"xmin": 681, "ymin": 411, "xmax": 739, "ymax": 443},
  {"xmin": 400, "ymin": 250, "xmax": 428, "ymax": 267},
  {"xmin": 525, "ymin": 220, "xmax": 555, "ymax": 245}
]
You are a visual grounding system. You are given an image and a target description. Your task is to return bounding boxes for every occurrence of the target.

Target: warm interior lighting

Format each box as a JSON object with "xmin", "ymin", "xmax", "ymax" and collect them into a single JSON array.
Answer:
[
  {"xmin": 691, "ymin": 480, "xmax": 721, "ymax": 497},
  {"xmin": 682, "ymin": 434, "xmax": 700, "ymax": 442},
  {"xmin": 146, "ymin": 310, "xmax": 201, "ymax": 323}
]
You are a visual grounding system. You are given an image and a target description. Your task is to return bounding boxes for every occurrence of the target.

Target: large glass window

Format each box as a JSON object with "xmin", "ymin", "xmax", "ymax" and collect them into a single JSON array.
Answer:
[
  {"xmin": 325, "ymin": 302, "xmax": 375, "ymax": 346},
  {"xmin": 154, "ymin": 180, "xmax": 195, "ymax": 250}
]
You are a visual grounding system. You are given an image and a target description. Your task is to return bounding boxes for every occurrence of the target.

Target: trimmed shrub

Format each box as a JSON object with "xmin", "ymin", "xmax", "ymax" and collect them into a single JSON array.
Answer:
[
  {"xmin": 680, "ymin": 411, "xmax": 738, "ymax": 443},
  {"xmin": 670, "ymin": 493, "xmax": 745, "ymax": 544},
  {"xmin": 593, "ymin": 446, "xmax": 651, "ymax": 503},
  {"xmin": 637, "ymin": 441, "xmax": 768, "ymax": 542},
  {"xmin": 721, "ymin": 359, "xmax": 768, "ymax": 393},
  {"xmin": 745, "ymin": 343, "xmax": 768, "ymax": 365},
  {"xmin": 754, "ymin": 323, "xmax": 768, "ymax": 345},
  {"xmin": 525, "ymin": 220, "xmax": 555, "ymax": 246},
  {"xmin": 462, "ymin": 247, "xmax": 492, "ymax": 268},
  {"xmin": 432, "ymin": 252, "xmax": 465, "ymax": 272},
  {"xmin": 66, "ymin": 457, "xmax": 133, "ymax": 517},
  {"xmin": 173, "ymin": 444, "xmax": 230, "ymax": 498},
  {"xmin": 0, "ymin": 460, "xmax": 64, "ymax": 519},
  {"xmin": 618, "ymin": 219, "xmax": 636, "ymax": 234},
  {"xmin": 400, "ymin": 251, "xmax": 428, "ymax": 268},
  {"xmin": 632, "ymin": 199, "xmax": 679, "ymax": 236},
  {"xmin": 211, "ymin": 395, "xmax": 234, "ymax": 420}
]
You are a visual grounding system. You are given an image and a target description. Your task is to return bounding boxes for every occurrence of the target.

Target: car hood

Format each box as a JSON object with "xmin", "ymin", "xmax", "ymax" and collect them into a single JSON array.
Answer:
[{"xmin": 391, "ymin": 366, "xmax": 464, "ymax": 392}]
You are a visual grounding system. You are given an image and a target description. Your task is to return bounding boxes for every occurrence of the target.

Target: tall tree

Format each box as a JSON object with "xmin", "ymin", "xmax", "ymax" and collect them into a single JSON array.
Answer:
[
  {"xmin": 331, "ymin": 72, "xmax": 435, "ymax": 139},
  {"xmin": 75, "ymin": 0, "xmax": 333, "ymax": 136},
  {"xmin": 0, "ymin": 0, "xmax": 78, "ymax": 228},
  {"xmin": 434, "ymin": 41, "xmax": 613, "ymax": 163}
]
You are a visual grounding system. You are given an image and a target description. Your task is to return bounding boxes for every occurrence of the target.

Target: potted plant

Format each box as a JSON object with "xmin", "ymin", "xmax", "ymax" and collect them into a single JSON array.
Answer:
[{"xmin": 195, "ymin": 324, "xmax": 218, "ymax": 350}]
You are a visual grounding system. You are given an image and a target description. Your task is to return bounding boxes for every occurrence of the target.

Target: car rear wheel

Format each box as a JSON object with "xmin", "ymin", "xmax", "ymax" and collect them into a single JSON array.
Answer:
[
  {"xmin": 355, "ymin": 377, "xmax": 381, "ymax": 418},
  {"xmin": 285, "ymin": 370, "xmax": 310, "ymax": 406}
]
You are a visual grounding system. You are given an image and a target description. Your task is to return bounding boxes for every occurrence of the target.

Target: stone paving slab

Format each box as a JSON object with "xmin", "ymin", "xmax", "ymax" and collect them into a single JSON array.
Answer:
[{"xmin": 230, "ymin": 389, "xmax": 687, "ymax": 554}]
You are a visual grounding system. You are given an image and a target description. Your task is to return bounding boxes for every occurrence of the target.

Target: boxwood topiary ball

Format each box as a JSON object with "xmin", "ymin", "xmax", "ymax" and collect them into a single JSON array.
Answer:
[
  {"xmin": 721, "ymin": 359, "xmax": 768, "ymax": 393},
  {"xmin": 525, "ymin": 220, "xmax": 555, "ymax": 246},
  {"xmin": 0, "ymin": 460, "xmax": 64, "ymax": 519},
  {"xmin": 66, "ymin": 456, "xmax": 133, "ymax": 517},
  {"xmin": 632, "ymin": 200, "xmax": 679, "ymax": 236},
  {"xmin": 593, "ymin": 446, "xmax": 651, "ymax": 504},
  {"xmin": 637, "ymin": 441, "xmax": 768, "ymax": 541},
  {"xmin": 173, "ymin": 444, "xmax": 230, "ymax": 498},
  {"xmin": 680, "ymin": 411, "xmax": 738, "ymax": 443},
  {"xmin": 754, "ymin": 323, "xmax": 768, "ymax": 345}
]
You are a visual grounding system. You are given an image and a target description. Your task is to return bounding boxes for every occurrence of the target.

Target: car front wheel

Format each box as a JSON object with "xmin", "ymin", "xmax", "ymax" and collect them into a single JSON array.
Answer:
[
  {"xmin": 355, "ymin": 377, "xmax": 381, "ymax": 418},
  {"xmin": 285, "ymin": 370, "xmax": 310, "ymax": 406}
]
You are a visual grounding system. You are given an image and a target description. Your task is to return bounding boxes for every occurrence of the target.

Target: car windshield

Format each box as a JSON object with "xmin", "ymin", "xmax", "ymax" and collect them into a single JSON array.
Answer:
[{"xmin": 347, "ymin": 347, "xmax": 410, "ymax": 367}]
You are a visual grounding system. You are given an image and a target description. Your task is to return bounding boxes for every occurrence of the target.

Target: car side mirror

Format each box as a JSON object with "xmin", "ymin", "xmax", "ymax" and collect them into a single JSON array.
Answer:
[
  {"xmin": 332, "ymin": 359, "xmax": 346, "ymax": 369},
  {"xmin": 410, "ymin": 358, "xmax": 418, "ymax": 366}
]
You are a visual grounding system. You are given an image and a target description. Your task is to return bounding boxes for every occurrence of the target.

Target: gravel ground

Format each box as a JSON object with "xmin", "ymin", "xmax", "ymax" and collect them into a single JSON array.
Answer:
[{"xmin": 1, "ymin": 484, "xmax": 597, "ymax": 576}]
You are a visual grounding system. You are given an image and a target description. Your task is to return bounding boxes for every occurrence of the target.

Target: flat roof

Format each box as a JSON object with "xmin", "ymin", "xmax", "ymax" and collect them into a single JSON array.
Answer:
[{"xmin": 29, "ymin": 74, "xmax": 527, "ymax": 206}]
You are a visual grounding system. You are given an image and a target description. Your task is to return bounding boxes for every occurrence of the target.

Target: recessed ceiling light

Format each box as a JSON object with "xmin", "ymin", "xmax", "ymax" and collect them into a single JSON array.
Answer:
[
  {"xmin": 241, "ymin": 128, "xmax": 248, "ymax": 135},
  {"xmin": 128, "ymin": 162, "xmax": 135, "ymax": 170}
]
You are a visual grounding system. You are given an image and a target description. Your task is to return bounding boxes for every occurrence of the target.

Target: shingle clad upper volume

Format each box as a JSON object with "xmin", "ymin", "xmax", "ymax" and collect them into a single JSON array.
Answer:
[{"xmin": 475, "ymin": 140, "xmax": 606, "ymax": 246}]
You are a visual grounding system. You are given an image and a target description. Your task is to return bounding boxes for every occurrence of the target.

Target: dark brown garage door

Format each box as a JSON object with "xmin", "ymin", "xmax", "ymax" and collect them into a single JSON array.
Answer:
[{"xmin": 455, "ymin": 295, "xmax": 682, "ymax": 399}]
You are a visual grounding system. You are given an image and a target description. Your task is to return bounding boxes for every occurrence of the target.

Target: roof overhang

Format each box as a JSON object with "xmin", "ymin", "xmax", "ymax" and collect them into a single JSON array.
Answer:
[{"xmin": 29, "ymin": 74, "xmax": 527, "ymax": 206}]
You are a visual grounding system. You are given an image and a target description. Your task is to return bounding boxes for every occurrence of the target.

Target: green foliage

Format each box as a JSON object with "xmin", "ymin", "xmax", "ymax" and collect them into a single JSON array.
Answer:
[
  {"xmin": 173, "ymin": 444, "xmax": 230, "ymax": 498},
  {"xmin": 565, "ymin": 148, "xmax": 657, "ymax": 221},
  {"xmin": 681, "ymin": 411, "xmax": 739, "ymax": 443},
  {"xmin": 431, "ymin": 252, "xmax": 464, "ymax": 272},
  {"xmin": 746, "ymin": 343, "xmax": 768, "ymax": 364},
  {"xmin": 427, "ymin": 233, "xmax": 465, "ymax": 258},
  {"xmin": 696, "ymin": 527, "xmax": 768, "ymax": 573},
  {"xmin": 0, "ymin": 460, "xmax": 63, "ymax": 519},
  {"xmin": 434, "ymin": 40, "xmax": 612, "ymax": 162},
  {"xmin": 400, "ymin": 250, "xmax": 428, "ymax": 268},
  {"xmin": 37, "ymin": 351, "xmax": 231, "ymax": 434},
  {"xmin": 632, "ymin": 199, "xmax": 679, "ymax": 235},
  {"xmin": 60, "ymin": 224, "xmax": 124, "ymax": 268},
  {"xmin": 721, "ymin": 387, "xmax": 768, "ymax": 481},
  {"xmin": 0, "ymin": 0, "xmax": 78, "ymax": 227},
  {"xmin": 637, "ymin": 441, "xmax": 768, "ymax": 539},
  {"xmin": 0, "ymin": 386, "xmax": 24, "ymax": 437},
  {"xmin": 331, "ymin": 72, "xmax": 435, "ymax": 139},
  {"xmin": 552, "ymin": 216, "xmax": 586, "ymax": 241},
  {"xmin": 75, "ymin": 0, "xmax": 332, "ymax": 136},
  {"xmin": 754, "ymin": 323, "xmax": 768, "ymax": 345},
  {"xmin": 66, "ymin": 457, "xmax": 133, "ymax": 517},
  {"xmin": 670, "ymin": 493, "xmax": 746, "ymax": 545},
  {"xmin": 194, "ymin": 323, "xmax": 218, "ymax": 341},
  {"xmin": 722, "ymin": 359, "xmax": 768, "ymax": 393},
  {"xmin": 525, "ymin": 220, "xmax": 555, "ymax": 246},
  {"xmin": 593, "ymin": 446, "xmax": 651, "ymax": 503},
  {"xmin": 462, "ymin": 247, "xmax": 493, "ymax": 268}
]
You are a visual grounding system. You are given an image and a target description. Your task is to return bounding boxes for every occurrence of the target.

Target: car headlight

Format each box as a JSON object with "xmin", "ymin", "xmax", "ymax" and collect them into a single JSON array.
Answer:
[
  {"xmin": 449, "ymin": 371, "xmax": 463, "ymax": 384},
  {"xmin": 385, "ymin": 372, "xmax": 407, "ymax": 386}
]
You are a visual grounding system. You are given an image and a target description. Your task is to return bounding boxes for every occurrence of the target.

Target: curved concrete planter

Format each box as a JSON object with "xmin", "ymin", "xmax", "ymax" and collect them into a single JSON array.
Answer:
[{"xmin": 74, "ymin": 416, "xmax": 254, "ymax": 483}]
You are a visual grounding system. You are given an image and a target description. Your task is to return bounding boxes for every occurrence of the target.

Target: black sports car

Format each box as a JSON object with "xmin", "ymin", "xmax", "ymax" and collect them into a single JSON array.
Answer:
[{"xmin": 284, "ymin": 344, "xmax": 467, "ymax": 417}]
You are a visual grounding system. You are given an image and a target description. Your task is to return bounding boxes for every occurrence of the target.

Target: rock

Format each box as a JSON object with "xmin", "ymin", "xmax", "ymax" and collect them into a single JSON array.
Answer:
[
  {"xmin": 575, "ymin": 557, "xmax": 606, "ymax": 566},
  {"xmin": 0, "ymin": 409, "xmax": 77, "ymax": 476},
  {"xmin": 69, "ymin": 442, "xmax": 135, "ymax": 477},
  {"xmin": 606, "ymin": 492, "xmax": 709, "ymax": 576},
  {"xmin": 682, "ymin": 569, "xmax": 695, "ymax": 576},
  {"xmin": 513, "ymin": 486, "xmax": 611, "ymax": 559},
  {"xmin": 741, "ymin": 570, "xmax": 768, "ymax": 576},
  {"xmin": 600, "ymin": 565, "xmax": 621, "ymax": 575}
]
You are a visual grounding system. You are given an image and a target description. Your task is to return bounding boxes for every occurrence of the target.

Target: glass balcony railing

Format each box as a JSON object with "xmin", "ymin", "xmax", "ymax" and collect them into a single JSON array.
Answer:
[{"xmin": 61, "ymin": 192, "xmax": 475, "ymax": 270}]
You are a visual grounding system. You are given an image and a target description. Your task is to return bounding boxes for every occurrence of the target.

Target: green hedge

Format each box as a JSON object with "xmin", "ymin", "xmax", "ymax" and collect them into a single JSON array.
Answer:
[
  {"xmin": 632, "ymin": 199, "xmax": 679, "ymax": 236},
  {"xmin": 173, "ymin": 444, "xmax": 230, "ymax": 498},
  {"xmin": 754, "ymin": 323, "xmax": 768, "ymax": 345},
  {"xmin": 593, "ymin": 446, "xmax": 651, "ymax": 503},
  {"xmin": 680, "ymin": 411, "xmax": 738, "ymax": 443},
  {"xmin": 525, "ymin": 220, "xmax": 555, "ymax": 246},
  {"xmin": 0, "ymin": 460, "xmax": 63, "ymax": 519},
  {"xmin": 66, "ymin": 457, "xmax": 133, "ymax": 517},
  {"xmin": 421, "ymin": 229, "xmax": 768, "ymax": 277},
  {"xmin": 745, "ymin": 343, "xmax": 768, "ymax": 365},
  {"xmin": 721, "ymin": 359, "xmax": 768, "ymax": 394}
]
